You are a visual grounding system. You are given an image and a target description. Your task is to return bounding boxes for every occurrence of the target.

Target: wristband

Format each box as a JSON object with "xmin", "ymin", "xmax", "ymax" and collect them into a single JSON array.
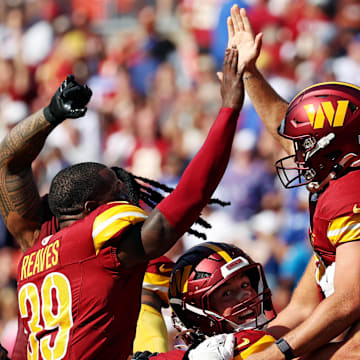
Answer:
[{"xmin": 275, "ymin": 338, "xmax": 295, "ymax": 360}]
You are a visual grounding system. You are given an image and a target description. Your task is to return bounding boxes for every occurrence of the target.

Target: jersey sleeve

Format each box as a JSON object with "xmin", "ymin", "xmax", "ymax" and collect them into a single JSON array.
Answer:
[
  {"xmin": 92, "ymin": 201, "xmax": 148, "ymax": 254},
  {"xmin": 327, "ymin": 213, "xmax": 360, "ymax": 247},
  {"xmin": 233, "ymin": 330, "xmax": 276, "ymax": 360},
  {"xmin": 143, "ymin": 256, "xmax": 175, "ymax": 306}
]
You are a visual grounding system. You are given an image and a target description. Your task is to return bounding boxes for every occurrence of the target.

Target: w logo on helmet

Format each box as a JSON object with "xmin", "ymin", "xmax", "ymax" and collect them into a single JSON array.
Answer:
[
  {"xmin": 304, "ymin": 100, "xmax": 349, "ymax": 129},
  {"xmin": 169, "ymin": 265, "xmax": 192, "ymax": 297}
]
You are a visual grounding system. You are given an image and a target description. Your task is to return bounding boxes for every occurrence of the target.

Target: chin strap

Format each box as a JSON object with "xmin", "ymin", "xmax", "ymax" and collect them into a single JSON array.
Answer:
[{"xmin": 307, "ymin": 153, "xmax": 360, "ymax": 193}]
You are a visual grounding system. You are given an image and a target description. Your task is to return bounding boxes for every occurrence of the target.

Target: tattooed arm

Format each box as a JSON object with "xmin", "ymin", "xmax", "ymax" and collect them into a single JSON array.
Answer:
[
  {"xmin": 0, "ymin": 110, "xmax": 55, "ymax": 250},
  {"xmin": 0, "ymin": 76, "xmax": 92, "ymax": 251}
]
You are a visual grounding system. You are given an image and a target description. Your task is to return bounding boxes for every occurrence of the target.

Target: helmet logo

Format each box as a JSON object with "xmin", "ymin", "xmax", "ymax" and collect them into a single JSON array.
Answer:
[
  {"xmin": 170, "ymin": 265, "xmax": 192, "ymax": 297},
  {"xmin": 304, "ymin": 100, "xmax": 349, "ymax": 129},
  {"xmin": 221, "ymin": 256, "xmax": 249, "ymax": 278}
]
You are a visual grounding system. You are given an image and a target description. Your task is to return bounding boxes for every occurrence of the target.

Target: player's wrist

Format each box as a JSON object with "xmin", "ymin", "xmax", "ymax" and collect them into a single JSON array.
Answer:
[
  {"xmin": 275, "ymin": 337, "xmax": 295, "ymax": 360},
  {"xmin": 221, "ymin": 99, "xmax": 243, "ymax": 111},
  {"xmin": 243, "ymin": 64, "xmax": 258, "ymax": 80},
  {"xmin": 43, "ymin": 106, "xmax": 65, "ymax": 125}
]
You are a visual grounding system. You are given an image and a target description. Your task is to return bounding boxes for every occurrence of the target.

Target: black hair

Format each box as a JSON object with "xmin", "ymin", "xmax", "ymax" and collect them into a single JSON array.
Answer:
[
  {"xmin": 111, "ymin": 167, "xmax": 230, "ymax": 240},
  {"xmin": 48, "ymin": 162, "xmax": 109, "ymax": 218},
  {"xmin": 47, "ymin": 162, "xmax": 229, "ymax": 240}
]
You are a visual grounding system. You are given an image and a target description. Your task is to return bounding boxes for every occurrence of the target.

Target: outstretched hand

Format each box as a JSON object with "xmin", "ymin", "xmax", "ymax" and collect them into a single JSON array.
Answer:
[
  {"xmin": 220, "ymin": 47, "xmax": 245, "ymax": 111},
  {"xmin": 228, "ymin": 5, "xmax": 262, "ymax": 73},
  {"xmin": 44, "ymin": 74, "xmax": 93, "ymax": 125}
]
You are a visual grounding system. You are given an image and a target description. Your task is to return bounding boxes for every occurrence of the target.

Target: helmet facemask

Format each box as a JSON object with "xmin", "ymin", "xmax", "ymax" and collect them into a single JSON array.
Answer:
[
  {"xmin": 275, "ymin": 81, "xmax": 360, "ymax": 193},
  {"xmin": 275, "ymin": 133, "xmax": 335, "ymax": 190},
  {"xmin": 170, "ymin": 253, "xmax": 276, "ymax": 339},
  {"xmin": 203, "ymin": 263, "xmax": 275, "ymax": 333}
]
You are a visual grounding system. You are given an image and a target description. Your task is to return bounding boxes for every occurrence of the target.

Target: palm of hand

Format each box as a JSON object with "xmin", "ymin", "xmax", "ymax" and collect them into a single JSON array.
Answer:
[
  {"xmin": 232, "ymin": 33, "xmax": 258, "ymax": 69},
  {"xmin": 227, "ymin": 6, "xmax": 261, "ymax": 72}
]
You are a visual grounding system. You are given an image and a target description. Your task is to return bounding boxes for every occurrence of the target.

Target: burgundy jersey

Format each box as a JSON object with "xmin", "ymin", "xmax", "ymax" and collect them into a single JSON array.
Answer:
[
  {"xmin": 310, "ymin": 170, "xmax": 360, "ymax": 297},
  {"xmin": 146, "ymin": 329, "xmax": 275, "ymax": 360},
  {"xmin": 14, "ymin": 201, "xmax": 148, "ymax": 360}
]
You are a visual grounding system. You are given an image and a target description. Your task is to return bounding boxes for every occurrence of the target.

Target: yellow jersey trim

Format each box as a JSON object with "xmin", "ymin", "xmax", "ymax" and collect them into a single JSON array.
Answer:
[
  {"xmin": 92, "ymin": 203, "xmax": 148, "ymax": 254},
  {"xmin": 236, "ymin": 334, "xmax": 276, "ymax": 359},
  {"xmin": 327, "ymin": 214, "xmax": 360, "ymax": 246}
]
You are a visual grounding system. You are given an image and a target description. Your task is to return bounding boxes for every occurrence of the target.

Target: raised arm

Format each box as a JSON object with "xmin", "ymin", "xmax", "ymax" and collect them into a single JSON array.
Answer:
[
  {"xmin": 229, "ymin": 5, "xmax": 292, "ymax": 155},
  {"xmin": 117, "ymin": 48, "xmax": 245, "ymax": 267},
  {"xmin": 0, "ymin": 75, "xmax": 92, "ymax": 250}
]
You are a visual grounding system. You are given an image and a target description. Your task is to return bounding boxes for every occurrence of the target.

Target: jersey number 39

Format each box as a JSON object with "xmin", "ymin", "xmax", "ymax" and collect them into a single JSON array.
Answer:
[{"xmin": 18, "ymin": 272, "xmax": 73, "ymax": 360}]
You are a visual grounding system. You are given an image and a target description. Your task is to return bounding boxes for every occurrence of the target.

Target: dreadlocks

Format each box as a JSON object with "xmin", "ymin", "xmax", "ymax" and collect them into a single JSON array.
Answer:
[
  {"xmin": 47, "ymin": 162, "xmax": 228, "ymax": 240},
  {"xmin": 111, "ymin": 167, "xmax": 230, "ymax": 240}
]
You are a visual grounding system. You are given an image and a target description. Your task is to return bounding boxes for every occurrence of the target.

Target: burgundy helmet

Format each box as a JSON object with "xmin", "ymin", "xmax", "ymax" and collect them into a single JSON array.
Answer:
[
  {"xmin": 276, "ymin": 82, "xmax": 360, "ymax": 192},
  {"xmin": 169, "ymin": 242, "xmax": 275, "ymax": 337}
]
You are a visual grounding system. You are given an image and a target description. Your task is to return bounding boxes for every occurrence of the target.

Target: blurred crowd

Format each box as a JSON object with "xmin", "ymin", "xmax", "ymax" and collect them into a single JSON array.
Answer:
[{"xmin": 0, "ymin": 0, "xmax": 359, "ymax": 355}]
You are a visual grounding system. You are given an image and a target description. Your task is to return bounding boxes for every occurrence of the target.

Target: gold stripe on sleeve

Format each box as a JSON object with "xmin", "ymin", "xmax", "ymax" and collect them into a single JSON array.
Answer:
[
  {"xmin": 327, "ymin": 214, "xmax": 360, "ymax": 246},
  {"xmin": 92, "ymin": 204, "xmax": 148, "ymax": 254}
]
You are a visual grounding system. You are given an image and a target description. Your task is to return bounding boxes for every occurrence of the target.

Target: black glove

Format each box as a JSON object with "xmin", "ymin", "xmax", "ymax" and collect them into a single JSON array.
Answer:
[
  {"xmin": 44, "ymin": 74, "xmax": 92, "ymax": 125},
  {"xmin": 131, "ymin": 351, "xmax": 159, "ymax": 360}
]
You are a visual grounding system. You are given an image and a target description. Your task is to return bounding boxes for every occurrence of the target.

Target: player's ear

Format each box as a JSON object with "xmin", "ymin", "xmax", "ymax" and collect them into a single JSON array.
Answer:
[{"xmin": 84, "ymin": 200, "xmax": 97, "ymax": 214}]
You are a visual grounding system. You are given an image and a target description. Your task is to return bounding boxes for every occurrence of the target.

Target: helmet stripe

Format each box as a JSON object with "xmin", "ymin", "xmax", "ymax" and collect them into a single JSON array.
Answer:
[
  {"xmin": 289, "ymin": 81, "xmax": 360, "ymax": 107},
  {"xmin": 181, "ymin": 265, "xmax": 192, "ymax": 294},
  {"xmin": 202, "ymin": 243, "xmax": 233, "ymax": 263}
]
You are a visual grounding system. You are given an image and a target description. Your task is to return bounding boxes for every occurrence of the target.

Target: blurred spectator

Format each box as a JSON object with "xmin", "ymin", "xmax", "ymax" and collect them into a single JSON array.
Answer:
[
  {"xmin": 0, "ymin": 286, "xmax": 17, "ymax": 357},
  {"xmin": 215, "ymin": 129, "xmax": 277, "ymax": 221},
  {"xmin": 330, "ymin": 33, "xmax": 360, "ymax": 84},
  {"xmin": 128, "ymin": 104, "xmax": 170, "ymax": 179},
  {"xmin": 211, "ymin": 0, "xmax": 249, "ymax": 69},
  {"xmin": 0, "ymin": 99, "xmax": 29, "ymax": 139}
]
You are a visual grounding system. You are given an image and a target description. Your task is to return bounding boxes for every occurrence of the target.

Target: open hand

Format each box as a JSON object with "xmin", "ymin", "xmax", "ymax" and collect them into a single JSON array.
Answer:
[
  {"xmin": 221, "ymin": 48, "xmax": 244, "ymax": 111},
  {"xmin": 228, "ymin": 5, "xmax": 262, "ymax": 73}
]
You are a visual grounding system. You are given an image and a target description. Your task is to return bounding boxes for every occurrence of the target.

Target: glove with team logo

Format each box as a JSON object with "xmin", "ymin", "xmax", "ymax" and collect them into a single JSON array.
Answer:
[
  {"xmin": 44, "ymin": 74, "xmax": 92, "ymax": 125},
  {"xmin": 188, "ymin": 333, "xmax": 235, "ymax": 360}
]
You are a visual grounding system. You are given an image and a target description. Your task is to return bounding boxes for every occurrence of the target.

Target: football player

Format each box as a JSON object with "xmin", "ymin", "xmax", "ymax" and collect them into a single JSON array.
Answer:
[
  {"xmin": 132, "ymin": 241, "xmax": 277, "ymax": 360},
  {"xmin": 1, "ymin": 47, "xmax": 246, "ymax": 360},
  {"xmin": 228, "ymin": 5, "xmax": 360, "ymax": 360},
  {"xmin": 133, "ymin": 256, "xmax": 175, "ymax": 353}
]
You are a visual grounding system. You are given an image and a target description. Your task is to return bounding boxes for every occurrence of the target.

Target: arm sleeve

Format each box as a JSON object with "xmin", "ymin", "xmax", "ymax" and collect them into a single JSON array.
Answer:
[
  {"xmin": 156, "ymin": 107, "xmax": 239, "ymax": 236},
  {"xmin": 133, "ymin": 304, "xmax": 169, "ymax": 353}
]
